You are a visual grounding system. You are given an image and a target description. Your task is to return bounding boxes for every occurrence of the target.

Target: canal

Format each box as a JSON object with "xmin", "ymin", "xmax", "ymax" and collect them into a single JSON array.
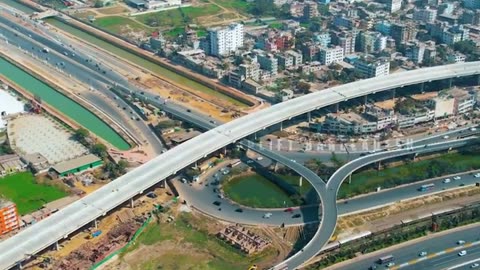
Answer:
[{"xmin": 0, "ymin": 57, "xmax": 131, "ymax": 150}]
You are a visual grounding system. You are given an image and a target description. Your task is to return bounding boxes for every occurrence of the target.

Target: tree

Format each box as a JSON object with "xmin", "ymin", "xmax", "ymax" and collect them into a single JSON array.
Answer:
[
  {"xmin": 74, "ymin": 128, "xmax": 89, "ymax": 144},
  {"xmin": 91, "ymin": 143, "xmax": 108, "ymax": 158},
  {"xmin": 117, "ymin": 160, "xmax": 128, "ymax": 174},
  {"xmin": 297, "ymin": 81, "xmax": 311, "ymax": 94},
  {"xmin": 93, "ymin": 0, "xmax": 104, "ymax": 8}
]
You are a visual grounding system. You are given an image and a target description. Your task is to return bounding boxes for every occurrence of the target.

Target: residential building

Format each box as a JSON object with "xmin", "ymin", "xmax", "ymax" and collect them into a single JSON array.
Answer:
[
  {"xmin": 207, "ymin": 23, "xmax": 244, "ymax": 57},
  {"xmin": 359, "ymin": 31, "xmax": 387, "ymax": 53},
  {"xmin": 413, "ymin": 7, "xmax": 438, "ymax": 23},
  {"xmin": 386, "ymin": 0, "xmax": 402, "ymax": 13},
  {"xmin": 429, "ymin": 88, "xmax": 476, "ymax": 118},
  {"xmin": 391, "ymin": 23, "xmax": 417, "ymax": 45},
  {"xmin": 314, "ymin": 32, "xmax": 332, "ymax": 48},
  {"xmin": 331, "ymin": 29, "xmax": 357, "ymax": 55},
  {"xmin": 286, "ymin": 50, "xmax": 303, "ymax": 66},
  {"xmin": 375, "ymin": 21, "xmax": 392, "ymax": 36},
  {"xmin": 353, "ymin": 58, "xmax": 390, "ymax": 78},
  {"xmin": 303, "ymin": 1, "xmax": 319, "ymax": 21},
  {"xmin": 276, "ymin": 89, "xmax": 295, "ymax": 102},
  {"xmin": 0, "ymin": 154, "xmax": 26, "ymax": 177},
  {"xmin": 319, "ymin": 46, "xmax": 344, "ymax": 65},
  {"xmin": 257, "ymin": 53, "xmax": 279, "ymax": 76},
  {"xmin": 424, "ymin": 41, "xmax": 437, "ymax": 60},
  {"xmin": 447, "ymin": 52, "xmax": 466, "ymax": 63},
  {"xmin": 239, "ymin": 62, "xmax": 261, "ymax": 82},
  {"xmin": 462, "ymin": 10, "xmax": 480, "ymax": 26},
  {"xmin": 317, "ymin": 112, "xmax": 379, "ymax": 134},
  {"xmin": 277, "ymin": 53, "xmax": 294, "ymax": 69},
  {"xmin": 442, "ymin": 25, "xmax": 469, "ymax": 45},
  {"xmin": 0, "ymin": 200, "xmax": 20, "ymax": 234},
  {"xmin": 405, "ymin": 41, "xmax": 426, "ymax": 64},
  {"xmin": 397, "ymin": 110, "xmax": 435, "ymax": 128}
]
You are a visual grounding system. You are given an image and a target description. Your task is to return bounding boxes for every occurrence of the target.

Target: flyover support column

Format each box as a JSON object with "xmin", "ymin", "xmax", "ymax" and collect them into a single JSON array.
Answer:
[
  {"xmin": 274, "ymin": 161, "xmax": 278, "ymax": 172},
  {"xmin": 364, "ymin": 95, "xmax": 368, "ymax": 105},
  {"xmin": 299, "ymin": 176, "xmax": 303, "ymax": 187},
  {"xmin": 336, "ymin": 103, "xmax": 340, "ymax": 113},
  {"xmin": 392, "ymin": 88, "xmax": 396, "ymax": 100},
  {"xmin": 477, "ymin": 74, "xmax": 480, "ymax": 85},
  {"xmin": 93, "ymin": 219, "xmax": 98, "ymax": 229},
  {"xmin": 130, "ymin": 198, "xmax": 134, "ymax": 208},
  {"xmin": 17, "ymin": 262, "xmax": 23, "ymax": 270},
  {"xmin": 420, "ymin": 82, "xmax": 425, "ymax": 93},
  {"xmin": 348, "ymin": 174, "xmax": 352, "ymax": 184},
  {"xmin": 55, "ymin": 241, "xmax": 60, "ymax": 251},
  {"xmin": 377, "ymin": 161, "xmax": 381, "ymax": 170},
  {"xmin": 448, "ymin": 78, "xmax": 452, "ymax": 88},
  {"xmin": 280, "ymin": 121, "xmax": 283, "ymax": 131},
  {"xmin": 307, "ymin": 111, "xmax": 311, "ymax": 123}
]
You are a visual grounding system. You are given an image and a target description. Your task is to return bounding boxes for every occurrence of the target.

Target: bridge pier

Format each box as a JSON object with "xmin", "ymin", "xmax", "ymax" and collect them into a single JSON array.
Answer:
[
  {"xmin": 448, "ymin": 78, "xmax": 453, "ymax": 88},
  {"xmin": 420, "ymin": 82, "xmax": 425, "ymax": 93},
  {"xmin": 17, "ymin": 262, "xmax": 23, "ymax": 270},
  {"xmin": 348, "ymin": 174, "xmax": 352, "ymax": 184},
  {"xmin": 93, "ymin": 219, "xmax": 98, "ymax": 229},
  {"xmin": 130, "ymin": 198, "xmax": 134, "ymax": 208},
  {"xmin": 477, "ymin": 74, "xmax": 480, "ymax": 85},
  {"xmin": 377, "ymin": 161, "xmax": 382, "ymax": 170},
  {"xmin": 299, "ymin": 176, "xmax": 303, "ymax": 187},
  {"xmin": 364, "ymin": 95, "xmax": 368, "ymax": 105},
  {"xmin": 392, "ymin": 88, "xmax": 396, "ymax": 100},
  {"xmin": 280, "ymin": 121, "xmax": 283, "ymax": 131},
  {"xmin": 336, "ymin": 103, "xmax": 340, "ymax": 113},
  {"xmin": 307, "ymin": 111, "xmax": 311, "ymax": 123},
  {"xmin": 55, "ymin": 241, "xmax": 60, "ymax": 251}
]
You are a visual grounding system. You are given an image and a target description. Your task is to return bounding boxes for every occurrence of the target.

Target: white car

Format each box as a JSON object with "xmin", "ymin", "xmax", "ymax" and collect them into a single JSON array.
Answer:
[
  {"xmin": 453, "ymin": 176, "xmax": 462, "ymax": 180},
  {"xmin": 471, "ymin": 127, "xmax": 477, "ymax": 131},
  {"xmin": 471, "ymin": 263, "xmax": 480, "ymax": 268},
  {"xmin": 458, "ymin": 240, "xmax": 466, "ymax": 245},
  {"xmin": 443, "ymin": 135, "xmax": 450, "ymax": 139},
  {"xmin": 474, "ymin": 173, "xmax": 480, "ymax": 178},
  {"xmin": 419, "ymin": 251, "xmax": 427, "ymax": 257},
  {"xmin": 256, "ymin": 156, "xmax": 264, "ymax": 161},
  {"xmin": 263, "ymin": 213, "xmax": 272, "ymax": 219},
  {"xmin": 458, "ymin": 250, "xmax": 467, "ymax": 256},
  {"xmin": 386, "ymin": 262, "xmax": 395, "ymax": 267},
  {"xmin": 443, "ymin": 178, "xmax": 451, "ymax": 184}
]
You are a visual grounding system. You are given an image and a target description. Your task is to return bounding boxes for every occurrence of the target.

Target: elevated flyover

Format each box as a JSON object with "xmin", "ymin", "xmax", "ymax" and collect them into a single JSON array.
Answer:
[{"xmin": 0, "ymin": 62, "xmax": 479, "ymax": 270}]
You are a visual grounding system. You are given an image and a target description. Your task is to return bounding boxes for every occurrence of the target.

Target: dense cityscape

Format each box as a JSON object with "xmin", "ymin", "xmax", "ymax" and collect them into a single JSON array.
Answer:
[{"xmin": 0, "ymin": 0, "xmax": 480, "ymax": 270}]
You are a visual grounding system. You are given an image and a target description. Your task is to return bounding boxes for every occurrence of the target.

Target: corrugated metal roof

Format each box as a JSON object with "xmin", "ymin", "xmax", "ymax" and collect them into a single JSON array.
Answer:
[{"xmin": 52, "ymin": 154, "xmax": 101, "ymax": 173}]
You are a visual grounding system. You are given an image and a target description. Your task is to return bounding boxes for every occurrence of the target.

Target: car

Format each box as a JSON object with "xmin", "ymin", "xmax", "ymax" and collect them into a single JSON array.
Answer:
[
  {"xmin": 263, "ymin": 213, "xmax": 272, "ymax": 219},
  {"xmin": 471, "ymin": 263, "xmax": 480, "ymax": 268},
  {"xmin": 235, "ymin": 208, "xmax": 243, "ymax": 213},
  {"xmin": 210, "ymin": 120, "xmax": 216, "ymax": 124},
  {"xmin": 284, "ymin": 208, "xmax": 294, "ymax": 213},
  {"xmin": 146, "ymin": 192, "xmax": 157, "ymax": 198},
  {"xmin": 453, "ymin": 176, "xmax": 462, "ymax": 180},
  {"xmin": 443, "ymin": 178, "xmax": 451, "ymax": 183},
  {"xmin": 218, "ymin": 194, "xmax": 225, "ymax": 199},
  {"xmin": 458, "ymin": 250, "xmax": 467, "ymax": 256},
  {"xmin": 386, "ymin": 262, "xmax": 395, "ymax": 267},
  {"xmin": 292, "ymin": 214, "xmax": 301, "ymax": 218},
  {"xmin": 180, "ymin": 178, "xmax": 187, "ymax": 183},
  {"xmin": 458, "ymin": 240, "xmax": 466, "ymax": 245},
  {"xmin": 443, "ymin": 135, "xmax": 450, "ymax": 139},
  {"xmin": 213, "ymin": 201, "xmax": 221, "ymax": 206},
  {"xmin": 475, "ymin": 173, "xmax": 480, "ymax": 178},
  {"xmin": 419, "ymin": 251, "xmax": 427, "ymax": 257},
  {"xmin": 471, "ymin": 127, "xmax": 477, "ymax": 131},
  {"xmin": 186, "ymin": 109, "xmax": 191, "ymax": 112},
  {"xmin": 257, "ymin": 156, "xmax": 264, "ymax": 161}
]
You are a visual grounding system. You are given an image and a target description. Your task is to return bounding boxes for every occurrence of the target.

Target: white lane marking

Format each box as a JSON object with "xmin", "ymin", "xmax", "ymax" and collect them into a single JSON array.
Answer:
[{"xmin": 445, "ymin": 257, "xmax": 480, "ymax": 270}]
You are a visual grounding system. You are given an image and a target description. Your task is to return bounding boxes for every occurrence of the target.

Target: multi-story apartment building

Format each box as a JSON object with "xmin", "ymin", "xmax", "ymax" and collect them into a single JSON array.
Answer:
[
  {"xmin": 314, "ymin": 32, "xmax": 332, "ymax": 48},
  {"xmin": 413, "ymin": 7, "xmax": 438, "ymax": 23},
  {"xmin": 257, "ymin": 53, "xmax": 279, "ymax": 76},
  {"xmin": 353, "ymin": 58, "xmax": 390, "ymax": 78},
  {"xmin": 386, "ymin": 0, "xmax": 402, "ymax": 13},
  {"xmin": 405, "ymin": 41, "xmax": 426, "ymax": 64},
  {"xmin": 0, "ymin": 200, "xmax": 20, "ymax": 234},
  {"xmin": 286, "ymin": 50, "xmax": 303, "ymax": 66},
  {"xmin": 207, "ymin": 23, "xmax": 244, "ymax": 57},
  {"xmin": 442, "ymin": 25, "xmax": 470, "ymax": 45},
  {"xmin": 390, "ymin": 23, "xmax": 417, "ymax": 45},
  {"xmin": 359, "ymin": 31, "xmax": 387, "ymax": 53},
  {"xmin": 319, "ymin": 46, "xmax": 344, "ymax": 65}
]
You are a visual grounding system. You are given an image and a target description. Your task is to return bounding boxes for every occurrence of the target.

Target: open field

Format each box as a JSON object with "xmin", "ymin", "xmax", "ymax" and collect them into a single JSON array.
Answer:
[
  {"xmin": 93, "ymin": 15, "xmax": 153, "ymax": 35},
  {"xmin": 110, "ymin": 212, "xmax": 275, "ymax": 270},
  {"xmin": 223, "ymin": 174, "xmax": 294, "ymax": 208},
  {"xmin": 209, "ymin": 0, "xmax": 252, "ymax": 14},
  {"xmin": 134, "ymin": 4, "xmax": 221, "ymax": 28},
  {"xmin": 0, "ymin": 172, "xmax": 67, "ymax": 215}
]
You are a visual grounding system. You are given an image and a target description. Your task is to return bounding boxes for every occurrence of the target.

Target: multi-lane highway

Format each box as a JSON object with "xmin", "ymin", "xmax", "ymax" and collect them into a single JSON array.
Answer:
[
  {"xmin": 334, "ymin": 223, "xmax": 480, "ymax": 270},
  {"xmin": 0, "ymin": 60, "xmax": 477, "ymax": 270}
]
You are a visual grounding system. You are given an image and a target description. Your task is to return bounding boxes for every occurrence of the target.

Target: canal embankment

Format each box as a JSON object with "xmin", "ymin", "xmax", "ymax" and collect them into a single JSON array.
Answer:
[{"xmin": 0, "ymin": 53, "xmax": 132, "ymax": 150}]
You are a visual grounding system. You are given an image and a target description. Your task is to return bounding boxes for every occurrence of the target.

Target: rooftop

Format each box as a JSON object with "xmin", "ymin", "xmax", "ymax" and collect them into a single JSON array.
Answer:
[{"xmin": 52, "ymin": 154, "xmax": 101, "ymax": 174}]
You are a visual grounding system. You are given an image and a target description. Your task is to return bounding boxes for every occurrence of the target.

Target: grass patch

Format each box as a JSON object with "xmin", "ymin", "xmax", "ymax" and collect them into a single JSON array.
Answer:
[
  {"xmin": 0, "ymin": 172, "xmax": 67, "ymax": 215},
  {"xmin": 134, "ymin": 5, "xmax": 221, "ymax": 28},
  {"xmin": 268, "ymin": 21, "xmax": 283, "ymax": 29},
  {"xmin": 339, "ymin": 152, "xmax": 480, "ymax": 199},
  {"xmin": 96, "ymin": 5, "xmax": 129, "ymax": 15},
  {"xmin": 223, "ymin": 174, "xmax": 294, "ymax": 208},
  {"xmin": 129, "ymin": 213, "xmax": 255, "ymax": 270},
  {"xmin": 275, "ymin": 174, "xmax": 312, "ymax": 195},
  {"xmin": 93, "ymin": 16, "xmax": 152, "ymax": 35},
  {"xmin": 210, "ymin": 0, "xmax": 252, "ymax": 14}
]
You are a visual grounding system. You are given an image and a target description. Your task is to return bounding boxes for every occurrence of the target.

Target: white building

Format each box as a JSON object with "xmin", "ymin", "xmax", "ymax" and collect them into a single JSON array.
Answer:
[
  {"xmin": 353, "ymin": 58, "xmax": 390, "ymax": 78},
  {"xmin": 207, "ymin": 23, "xmax": 244, "ymax": 57},
  {"xmin": 413, "ymin": 7, "xmax": 438, "ymax": 23},
  {"xmin": 387, "ymin": 0, "xmax": 402, "ymax": 13},
  {"xmin": 319, "ymin": 46, "xmax": 344, "ymax": 65},
  {"xmin": 145, "ymin": 0, "xmax": 181, "ymax": 10},
  {"xmin": 447, "ymin": 52, "xmax": 466, "ymax": 63}
]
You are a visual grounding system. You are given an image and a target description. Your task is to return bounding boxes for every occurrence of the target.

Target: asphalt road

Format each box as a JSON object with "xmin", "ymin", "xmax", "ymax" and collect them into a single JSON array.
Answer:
[
  {"xmin": 336, "ymin": 223, "xmax": 480, "ymax": 270},
  {"xmin": 0, "ymin": 16, "xmax": 166, "ymax": 154}
]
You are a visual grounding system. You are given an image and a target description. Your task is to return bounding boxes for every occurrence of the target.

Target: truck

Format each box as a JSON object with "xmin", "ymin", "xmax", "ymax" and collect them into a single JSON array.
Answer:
[{"xmin": 418, "ymin": 183, "xmax": 435, "ymax": 192}]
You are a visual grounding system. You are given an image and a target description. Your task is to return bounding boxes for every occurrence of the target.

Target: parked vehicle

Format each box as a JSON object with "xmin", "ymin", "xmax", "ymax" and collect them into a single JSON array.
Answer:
[
  {"xmin": 458, "ymin": 250, "xmax": 467, "ymax": 256},
  {"xmin": 443, "ymin": 178, "xmax": 451, "ymax": 183}
]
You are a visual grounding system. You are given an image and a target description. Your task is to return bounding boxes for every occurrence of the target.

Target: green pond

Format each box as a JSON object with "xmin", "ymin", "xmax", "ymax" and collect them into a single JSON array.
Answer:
[{"xmin": 0, "ymin": 57, "xmax": 130, "ymax": 150}]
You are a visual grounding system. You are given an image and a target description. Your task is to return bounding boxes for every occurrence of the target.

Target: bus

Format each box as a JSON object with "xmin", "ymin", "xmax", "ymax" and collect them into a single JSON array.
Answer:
[
  {"xmin": 418, "ymin": 183, "xmax": 435, "ymax": 192},
  {"xmin": 378, "ymin": 255, "xmax": 394, "ymax": 264}
]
